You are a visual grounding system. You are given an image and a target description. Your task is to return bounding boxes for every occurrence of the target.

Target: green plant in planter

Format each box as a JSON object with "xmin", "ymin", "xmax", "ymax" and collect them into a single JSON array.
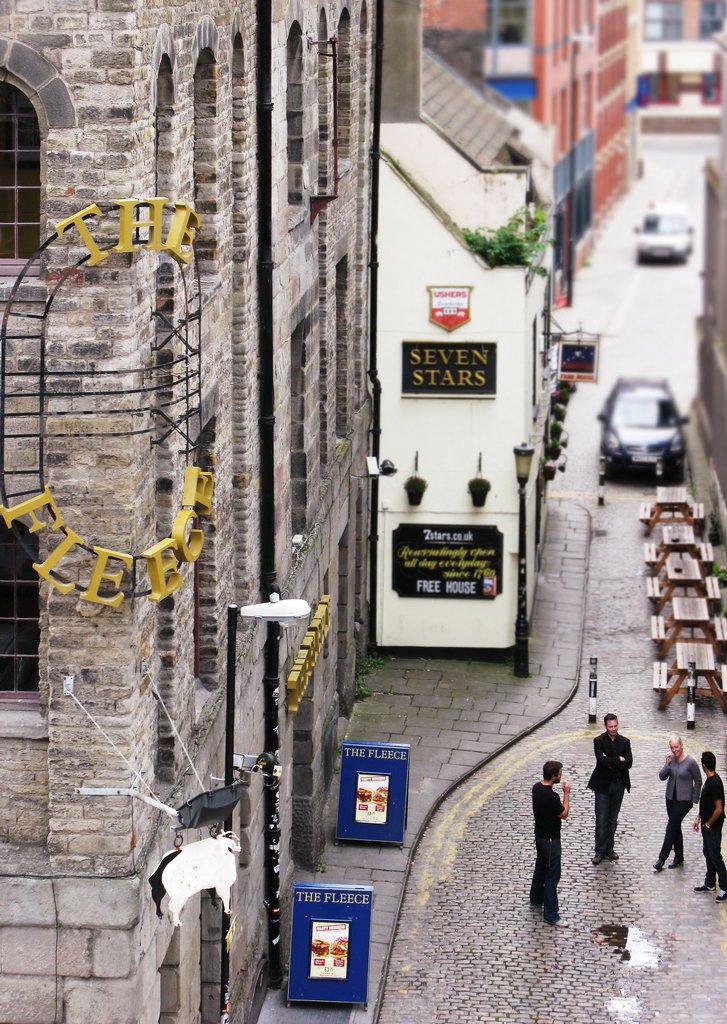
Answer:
[
  {"xmin": 404, "ymin": 475, "xmax": 427, "ymax": 505},
  {"xmin": 551, "ymin": 403, "xmax": 566, "ymax": 422},
  {"xmin": 467, "ymin": 477, "xmax": 491, "ymax": 507},
  {"xmin": 545, "ymin": 442, "xmax": 562, "ymax": 460},
  {"xmin": 549, "ymin": 420, "xmax": 563, "ymax": 440},
  {"xmin": 462, "ymin": 207, "xmax": 552, "ymax": 277}
]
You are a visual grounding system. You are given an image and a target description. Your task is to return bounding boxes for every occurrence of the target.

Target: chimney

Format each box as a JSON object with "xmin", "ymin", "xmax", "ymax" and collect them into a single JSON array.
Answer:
[{"xmin": 382, "ymin": 0, "xmax": 422, "ymax": 123}]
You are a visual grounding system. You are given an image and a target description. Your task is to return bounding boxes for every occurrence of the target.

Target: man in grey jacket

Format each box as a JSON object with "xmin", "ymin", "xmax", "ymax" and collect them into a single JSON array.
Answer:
[{"xmin": 654, "ymin": 735, "xmax": 702, "ymax": 872}]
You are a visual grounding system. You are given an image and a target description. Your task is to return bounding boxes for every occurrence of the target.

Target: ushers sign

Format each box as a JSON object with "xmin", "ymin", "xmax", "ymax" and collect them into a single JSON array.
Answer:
[{"xmin": 427, "ymin": 286, "xmax": 472, "ymax": 332}]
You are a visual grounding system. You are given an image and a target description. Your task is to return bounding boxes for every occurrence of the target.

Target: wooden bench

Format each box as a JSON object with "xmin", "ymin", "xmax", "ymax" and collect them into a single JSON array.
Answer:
[
  {"xmin": 646, "ymin": 578, "xmax": 662, "ymax": 603},
  {"xmin": 653, "ymin": 662, "xmax": 669, "ymax": 691},
  {"xmin": 698, "ymin": 543, "xmax": 714, "ymax": 570},
  {"xmin": 690, "ymin": 502, "xmax": 705, "ymax": 526},
  {"xmin": 644, "ymin": 542, "xmax": 658, "ymax": 566},
  {"xmin": 706, "ymin": 576, "xmax": 722, "ymax": 611},
  {"xmin": 713, "ymin": 617, "xmax": 727, "ymax": 645},
  {"xmin": 640, "ymin": 502, "xmax": 653, "ymax": 524},
  {"xmin": 650, "ymin": 616, "xmax": 666, "ymax": 643}
]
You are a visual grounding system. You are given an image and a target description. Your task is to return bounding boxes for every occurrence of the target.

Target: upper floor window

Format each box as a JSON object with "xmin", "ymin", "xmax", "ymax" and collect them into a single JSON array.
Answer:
[
  {"xmin": 0, "ymin": 83, "xmax": 40, "ymax": 269},
  {"xmin": 700, "ymin": 2, "xmax": 726, "ymax": 37},
  {"xmin": 0, "ymin": 522, "xmax": 40, "ymax": 700},
  {"xmin": 644, "ymin": 2, "xmax": 683, "ymax": 41},
  {"xmin": 486, "ymin": 0, "xmax": 529, "ymax": 44}
]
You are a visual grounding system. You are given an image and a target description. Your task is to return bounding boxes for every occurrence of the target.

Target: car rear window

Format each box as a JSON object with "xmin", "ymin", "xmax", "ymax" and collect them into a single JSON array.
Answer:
[{"xmin": 612, "ymin": 396, "xmax": 680, "ymax": 429}]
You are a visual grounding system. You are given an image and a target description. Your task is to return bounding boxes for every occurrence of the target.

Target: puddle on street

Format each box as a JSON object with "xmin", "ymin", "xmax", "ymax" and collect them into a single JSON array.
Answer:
[{"xmin": 594, "ymin": 924, "xmax": 660, "ymax": 968}]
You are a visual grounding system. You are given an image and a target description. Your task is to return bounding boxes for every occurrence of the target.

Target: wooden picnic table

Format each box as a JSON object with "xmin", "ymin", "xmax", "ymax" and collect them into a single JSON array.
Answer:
[
  {"xmin": 650, "ymin": 553, "xmax": 706, "ymax": 613},
  {"xmin": 640, "ymin": 487, "xmax": 705, "ymax": 537},
  {"xmin": 656, "ymin": 641, "xmax": 727, "ymax": 712},
  {"xmin": 661, "ymin": 597, "xmax": 714, "ymax": 656}
]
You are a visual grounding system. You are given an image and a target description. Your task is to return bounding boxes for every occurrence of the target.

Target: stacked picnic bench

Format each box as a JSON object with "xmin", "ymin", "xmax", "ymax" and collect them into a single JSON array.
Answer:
[{"xmin": 641, "ymin": 487, "xmax": 727, "ymax": 719}]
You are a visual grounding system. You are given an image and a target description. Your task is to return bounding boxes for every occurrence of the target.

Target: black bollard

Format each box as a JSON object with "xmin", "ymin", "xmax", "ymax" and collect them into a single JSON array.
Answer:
[
  {"xmin": 598, "ymin": 456, "xmax": 606, "ymax": 507},
  {"xmin": 588, "ymin": 656, "xmax": 598, "ymax": 723},
  {"xmin": 687, "ymin": 660, "xmax": 696, "ymax": 730}
]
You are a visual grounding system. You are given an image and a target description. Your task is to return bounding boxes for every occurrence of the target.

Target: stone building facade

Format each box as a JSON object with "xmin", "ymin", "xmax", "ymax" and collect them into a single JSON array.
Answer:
[{"xmin": 0, "ymin": 0, "xmax": 373, "ymax": 1021}]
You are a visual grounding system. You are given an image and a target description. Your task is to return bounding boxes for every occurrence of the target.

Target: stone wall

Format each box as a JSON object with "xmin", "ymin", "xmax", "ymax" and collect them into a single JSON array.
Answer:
[{"xmin": 0, "ymin": 0, "xmax": 373, "ymax": 1020}]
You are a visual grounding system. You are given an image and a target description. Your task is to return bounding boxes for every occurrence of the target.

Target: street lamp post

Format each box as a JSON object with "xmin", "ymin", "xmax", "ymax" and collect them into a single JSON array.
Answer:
[{"xmin": 513, "ymin": 443, "xmax": 534, "ymax": 678}]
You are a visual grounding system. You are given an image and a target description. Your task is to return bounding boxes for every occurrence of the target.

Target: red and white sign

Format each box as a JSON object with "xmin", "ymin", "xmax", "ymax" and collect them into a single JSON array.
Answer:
[{"xmin": 428, "ymin": 286, "xmax": 472, "ymax": 332}]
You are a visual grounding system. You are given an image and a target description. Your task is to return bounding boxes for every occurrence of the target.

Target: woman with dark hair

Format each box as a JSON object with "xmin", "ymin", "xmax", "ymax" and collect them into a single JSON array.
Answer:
[{"xmin": 654, "ymin": 735, "xmax": 702, "ymax": 872}]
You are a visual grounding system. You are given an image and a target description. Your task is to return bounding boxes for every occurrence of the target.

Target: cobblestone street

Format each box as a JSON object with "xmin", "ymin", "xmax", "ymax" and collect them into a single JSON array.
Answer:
[{"xmin": 379, "ymin": 489, "xmax": 727, "ymax": 1024}]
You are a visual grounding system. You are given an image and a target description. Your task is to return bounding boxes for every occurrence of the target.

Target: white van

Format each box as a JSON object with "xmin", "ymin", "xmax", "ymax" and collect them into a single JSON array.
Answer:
[{"xmin": 635, "ymin": 203, "xmax": 693, "ymax": 264}]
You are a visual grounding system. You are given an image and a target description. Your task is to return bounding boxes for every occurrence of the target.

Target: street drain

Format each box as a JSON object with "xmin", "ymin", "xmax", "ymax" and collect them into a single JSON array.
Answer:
[
  {"xmin": 593, "ymin": 529, "xmax": 608, "ymax": 537},
  {"xmin": 594, "ymin": 924, "xmax": 660, "ymax": 968}
]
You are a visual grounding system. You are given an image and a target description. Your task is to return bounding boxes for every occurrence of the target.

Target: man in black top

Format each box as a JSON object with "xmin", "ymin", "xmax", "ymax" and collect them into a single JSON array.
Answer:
[
  {"xmin": 693, "ymin": 750, "xmax": 727, "ymax": 901},
  {"xmin": 587, "ymin": 713, "xmax": 632, "ymax": 865},
  {"xmin": 530, "ymin": 760, "xmax": 570, "ymax": 926}
]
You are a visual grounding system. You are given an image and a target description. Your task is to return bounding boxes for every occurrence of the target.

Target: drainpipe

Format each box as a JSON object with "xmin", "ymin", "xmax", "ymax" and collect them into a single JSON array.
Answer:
[
  {"xmin": 258, "ymin": 0, "xmax": 284, "ymax": 990},
  {"xmin": 367, "ymin": 0, "xmax": 384, "ymax": 649}
]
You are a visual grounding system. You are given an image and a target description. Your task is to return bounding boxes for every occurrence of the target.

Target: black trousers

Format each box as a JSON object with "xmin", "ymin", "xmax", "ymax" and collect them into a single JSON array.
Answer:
[
  {"xmin": 658, "ymin": 798, "xmax": 692, "ymax": 862},
  {"xmin": 701, "ymin": 823, "xmax": 727, "ymax": 891}
]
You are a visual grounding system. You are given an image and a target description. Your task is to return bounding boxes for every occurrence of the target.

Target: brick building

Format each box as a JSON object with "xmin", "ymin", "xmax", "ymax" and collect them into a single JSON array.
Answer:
[
  {"xmin": 639, "ymin": 0, "xmax": 725, "ymax": 131},
  {"xmin": 595, "ymin": 1, "xmax": 630, "ymax": 227},
  {"xmin": 0, "ymin": 1, "xmax": 374, "ymax": 1022}
]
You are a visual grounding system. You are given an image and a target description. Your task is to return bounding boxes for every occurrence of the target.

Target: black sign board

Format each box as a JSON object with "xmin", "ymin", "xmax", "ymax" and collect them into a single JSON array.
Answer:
[
  {"xmin": 392, "ymin": 524, "xmax": 503, "ymax": 599},
  {"xmin": 402, "ymin": 342, "xmax": 497, "ymax": 396}
]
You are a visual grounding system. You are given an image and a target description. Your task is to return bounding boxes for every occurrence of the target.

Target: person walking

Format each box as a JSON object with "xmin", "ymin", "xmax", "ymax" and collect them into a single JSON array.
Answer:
[
  {"xmin": 654, "ymin": 735, "xmax": 701, "ymax": 872},
  {"xmin": 587, "ymin": 713, "xmax": 632, "ymax": 865},
  {"xmin": 692, "ymin": 750, "xmax": 727, "ymax": 902},
  {"xmin": 530, "ymin": 760, "xmax": 570, "ymax": 927}
]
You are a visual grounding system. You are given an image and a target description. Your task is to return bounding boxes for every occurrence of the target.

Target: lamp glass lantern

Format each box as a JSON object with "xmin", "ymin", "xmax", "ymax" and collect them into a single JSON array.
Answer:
[{"xmin": 513, "ymin": 443, "xmax": 535, "ymax": 486}]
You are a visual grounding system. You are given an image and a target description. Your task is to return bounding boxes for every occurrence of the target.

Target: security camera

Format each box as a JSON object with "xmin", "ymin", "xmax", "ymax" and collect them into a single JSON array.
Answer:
[{"xmin": 379, "ymin": 459, "xmax": 398, "ymax": 477}]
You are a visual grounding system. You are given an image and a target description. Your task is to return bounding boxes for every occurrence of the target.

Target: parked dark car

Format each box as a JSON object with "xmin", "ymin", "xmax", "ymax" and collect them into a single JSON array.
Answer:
[{"xmin": 598, "ymin": 379, "xmax": 687, "ymax": 481}]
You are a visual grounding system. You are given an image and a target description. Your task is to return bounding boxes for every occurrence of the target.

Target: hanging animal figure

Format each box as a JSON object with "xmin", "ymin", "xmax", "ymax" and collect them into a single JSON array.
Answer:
[{"xmin": 149, "ymin": 832, "xmax": 241, "ymax": 927}]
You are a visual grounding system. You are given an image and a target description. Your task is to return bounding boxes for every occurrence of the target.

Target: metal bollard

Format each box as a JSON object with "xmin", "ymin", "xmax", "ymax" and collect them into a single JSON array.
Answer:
[
  {"xmin": 687, "ymin": 660, "xmax": 696, "ymax": 730},
  {"xmin": 656, "ymin": 458, "xmax": 664, "ymax": 484},
  {"xmin": 598, "ymin": 456, "xmax": 606, "ymax": 507},
  {"xmin": 588, "ymin": 656, "xmax": 598, "ymax": 723}
]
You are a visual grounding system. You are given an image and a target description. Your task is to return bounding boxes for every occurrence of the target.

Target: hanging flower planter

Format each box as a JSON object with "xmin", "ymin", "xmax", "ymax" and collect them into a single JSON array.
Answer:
[
  {"xmin": 543, "ymin": 461, "xmax": 557, "ymax": 482},
  {"xmin": 404, "ymin": 475, "xmax": 427, "ymax": 506},
  {"xmin": 467, "ymin": 477, "xmax": 491, "ymax": 508}
]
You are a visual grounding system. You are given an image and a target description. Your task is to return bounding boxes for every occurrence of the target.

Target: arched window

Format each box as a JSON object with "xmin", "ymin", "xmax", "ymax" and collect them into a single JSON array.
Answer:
[
  {"xmin": 0, "ymin": 522, "xmax": 40, "ymax": 699},
  {"xmin": 287, "ymin": 22, "xmax": 305, "ymax": 205},
  {"xmin": 0, "ymin": 83, "xmax": 41, "ymax": 269},
  {"xmin": 337, "ymin": 10, "xmax": 352, "ymax": 162},
  {"xmin": 193, "ymin": 49, "xmax": 219, "ymax": 272},
  {"xmin": 317, "ymin": 10, "xmax": 331, "ymax": 191}
]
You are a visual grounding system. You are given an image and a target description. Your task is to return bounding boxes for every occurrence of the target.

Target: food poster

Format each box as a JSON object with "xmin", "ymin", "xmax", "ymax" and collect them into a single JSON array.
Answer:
[
  {"xmin": 354, "ymin": 773, "xmax": 389, "ymax": 824},
  {"xmin": 309, "ymin": 920, "xmax": 350, "ymax": 980}
]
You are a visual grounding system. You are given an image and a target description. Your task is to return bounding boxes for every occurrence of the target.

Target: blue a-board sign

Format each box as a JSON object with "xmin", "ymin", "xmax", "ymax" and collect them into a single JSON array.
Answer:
[
  {"xmin": 336, "ymin": 741, "xmax": 410, "ymax": 845},
  {"xmin": 288, "ymin": 882, "xmax": 374, "ymax": 1004}
]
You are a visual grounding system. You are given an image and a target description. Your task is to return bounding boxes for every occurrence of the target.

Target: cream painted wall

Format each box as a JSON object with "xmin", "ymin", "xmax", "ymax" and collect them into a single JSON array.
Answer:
[{"xmin": 375, "ymin": 155, "xmax": 549, "ymax": 649}]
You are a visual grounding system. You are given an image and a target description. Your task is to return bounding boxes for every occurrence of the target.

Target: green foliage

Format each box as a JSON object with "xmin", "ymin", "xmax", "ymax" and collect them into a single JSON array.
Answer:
[
  {"xmin": 315, "ymin": 858, "xmax": 326, "ymax": 873},
  {"xmin": 403, "ymin": 475, "xmax": 428, "ymax": 496},
  {"xmin": 354, "ymin": 654, "xmax": 386, "ymax": 701},
  {"xmin": 462, "ymin": 207, "xmax": 552, "ymax": 276},
  {"xmin": 713, "ymin": 563, "xmax": 727, "ymax": 586},
  {"xmin": 551, "ymin": 403, "xmax": 566, "ymax": 422},
  {"xmin": 467, "ymin": 477, "xmax": 491, "ymax": 497},
  {"xmin": 549, "ymin": 420, "xmax": 563, "ymax": 440},
  {"xmin": 545, "ymin": 442, "xmax": 561, "ymax": 460}
]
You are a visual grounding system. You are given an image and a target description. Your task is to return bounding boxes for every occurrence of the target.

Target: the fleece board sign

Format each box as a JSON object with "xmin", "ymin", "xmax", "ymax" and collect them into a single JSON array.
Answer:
[{"xmin": 336, "ymin": 741, "xmax": 410, "ymax": 845}]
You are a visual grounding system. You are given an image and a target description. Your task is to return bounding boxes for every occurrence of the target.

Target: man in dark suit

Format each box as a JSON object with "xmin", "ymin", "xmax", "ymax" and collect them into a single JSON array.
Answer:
[{"xmin": 587, "ymin": 713, "xmax": 632, "ymax": 865}]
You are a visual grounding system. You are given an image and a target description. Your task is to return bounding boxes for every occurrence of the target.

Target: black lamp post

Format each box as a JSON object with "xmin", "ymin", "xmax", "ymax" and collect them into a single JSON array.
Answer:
[{"xmin": 513, "ymin": 443, "xmax": 534, "ymax": 678}]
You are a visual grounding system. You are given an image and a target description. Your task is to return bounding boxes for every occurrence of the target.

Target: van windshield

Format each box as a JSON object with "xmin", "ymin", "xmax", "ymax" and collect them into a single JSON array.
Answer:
[{"xmin": 643, "ymin": 214, "xmax": 687, "ymax": 235}]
